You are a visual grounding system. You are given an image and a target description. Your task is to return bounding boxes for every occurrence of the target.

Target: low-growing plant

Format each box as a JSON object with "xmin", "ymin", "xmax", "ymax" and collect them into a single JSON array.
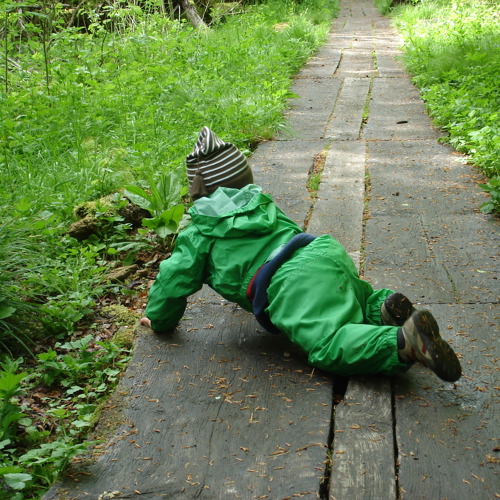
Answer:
[
  {"xmin": 0, "ymin": 336, "xmax": 130, "ymax": 498},
  {"xmin": 125, "ymin": 169, "xmax": 189, "ymax": 239},
  {"xmin": 0, "ymin": 358, "xmax": 28, "ymax": 443},
  {"xmin": 391, "ymin": 0, "xmax": 500, "ymax": 212},
  {"xmin": 17, "ymin": 440, "xmax": 89, "ymax": 493},
  {"xmin": 0, "ymin": 357, "xmax": 32, "ymax": 497},
  {"xmin": 394, "ymin": 0, "xmax": 500, "ymax": 211},
  {"xmin": 480, "ymin": 177, "xmax": 500, "ymax": 215},
  {"xmin": 31, "ymin": 242, "xmax": 108, "ymax": 338},
  {"xmin": 375, "ymin": 0, "xmax": 395, "ymax": 15},
  {"xmin": 37, "ymin": 334, "xmax": 124, "ymax": 388}
]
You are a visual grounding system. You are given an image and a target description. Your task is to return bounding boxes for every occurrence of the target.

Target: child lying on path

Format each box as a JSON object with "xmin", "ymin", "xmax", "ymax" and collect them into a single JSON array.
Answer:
[{"xmin": 140, "ymin": 127, "xmax": 462, "ymax": 382}]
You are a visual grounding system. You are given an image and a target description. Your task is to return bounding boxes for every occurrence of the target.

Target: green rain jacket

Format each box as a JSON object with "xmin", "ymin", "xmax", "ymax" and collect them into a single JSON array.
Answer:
[
  {"xmin": 145, "ymin": 183, "xmax": 407, "ymax": 376},
  {"xmin": 145, "ymin": 184, "xmax": 302, "ymax": 332}
]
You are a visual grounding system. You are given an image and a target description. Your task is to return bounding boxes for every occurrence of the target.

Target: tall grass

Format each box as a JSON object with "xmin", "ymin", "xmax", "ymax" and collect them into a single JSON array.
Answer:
[
  {"xmin": 1, "ymin": 0, "xmax": 339, "ymax": 345},
  {"xmin": 1, "ymin": 0, "xmax": 337, "ymax": 221},
  {"xmin": 0, "ymin": 3, "xmax": 340, "ymax": 495},
  {"xmin": 0, "ymin": 221, "xmax": 40, "ymax": 353},
  {"xmin": 391, "ymin": 0, "xmax": 500, "ymax": 193}
]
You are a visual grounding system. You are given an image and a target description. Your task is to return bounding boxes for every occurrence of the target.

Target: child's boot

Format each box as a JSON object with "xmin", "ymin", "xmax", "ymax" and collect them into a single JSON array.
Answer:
[
  {"xmin": 381, "ymin": 292, "xmax": 416, "ymax": 326},
  {"xmin": 398, "ymin": 310, "xmax": 462, "ymax": 382}
]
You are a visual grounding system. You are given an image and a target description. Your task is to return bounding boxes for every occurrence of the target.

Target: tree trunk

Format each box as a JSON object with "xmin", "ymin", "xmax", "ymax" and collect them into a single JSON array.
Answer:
[{"xmin": 179, "ymin": 0, "xmax": 207, "ymax": 29}]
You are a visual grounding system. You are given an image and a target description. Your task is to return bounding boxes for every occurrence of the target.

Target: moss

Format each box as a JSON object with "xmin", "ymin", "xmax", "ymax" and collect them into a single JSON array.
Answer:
[
  {"xmin": 112, "ymin": 326, "xmax": 135, "ymax": 349},
  {"xmin": 101, "ymin": 305, "xmax": 138, "ymax": 349},
  {"xmin": 102, "ymin": 304, "xmax": 139, "ymax": 326},
  {"xmin": 73, "ymin": 195, "xmax": 117, "ymax": 220}
]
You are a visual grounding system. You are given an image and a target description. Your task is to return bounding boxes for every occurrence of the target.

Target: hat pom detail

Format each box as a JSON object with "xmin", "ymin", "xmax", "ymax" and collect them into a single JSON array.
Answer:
[{"xmin": 189, "ymin": 169, "xmax": 209, "ymax": 200}]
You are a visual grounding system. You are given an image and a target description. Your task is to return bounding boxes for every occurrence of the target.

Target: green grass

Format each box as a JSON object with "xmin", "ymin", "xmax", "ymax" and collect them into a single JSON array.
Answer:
[
  {"xmin": 0, "ymin": 1, "xmax": 339, "ymax": 497},
  {"xmin": 1, "ymin": 0, "xmax": 337, "ymax": 217},
  {"xmin": 0, "ymin": 222, "xmax": 40, "ymax": 354},
  {"xmin": 389, "ymin": 0, "xmax": 500, "ymax": 212},
  {"xmin": 374, "ymin": 0, "xmax": 395, "ymax": 15},
  {"xmin": 1, "ymin": 0, "xmax": 338, "ymax": 345}
]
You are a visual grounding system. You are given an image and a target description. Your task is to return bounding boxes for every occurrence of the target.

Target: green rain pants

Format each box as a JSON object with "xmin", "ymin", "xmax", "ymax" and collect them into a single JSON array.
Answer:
[{"xmin": 266, "ymin": 235, "xmax": 409, "ymax": 376}]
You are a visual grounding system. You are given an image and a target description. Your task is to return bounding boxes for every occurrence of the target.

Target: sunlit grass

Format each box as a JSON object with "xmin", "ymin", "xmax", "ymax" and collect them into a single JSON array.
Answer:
[
  {"xmin": 0, "ymin": 2, "xmax": 340, "ymax": 496},
  {"xmin": 391, "ymin": 0, "xmax": 499, "ymax": 183}
]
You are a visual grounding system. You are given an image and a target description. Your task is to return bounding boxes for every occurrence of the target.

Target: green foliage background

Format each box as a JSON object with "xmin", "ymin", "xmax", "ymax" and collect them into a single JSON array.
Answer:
[
  {"xmin": 1, "ymin": 0, "xmax": 336, "ymax": 220},
  {"xmin": 389, "ymin": 0, "xmax": 500, "ymax": 212},
  {"xmin": 1, "ymin": 0, "xmax": 338, "ymax": 345},
  {"xmin": 0, "ymin": 1, "xmax": 339, "ymax": 497}
]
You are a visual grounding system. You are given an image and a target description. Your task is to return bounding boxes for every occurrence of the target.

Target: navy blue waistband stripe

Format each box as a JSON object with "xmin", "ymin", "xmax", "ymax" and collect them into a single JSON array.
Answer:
[{"xmin": 248, "ymin": 233, "xmax": 316, "ymax": 334}]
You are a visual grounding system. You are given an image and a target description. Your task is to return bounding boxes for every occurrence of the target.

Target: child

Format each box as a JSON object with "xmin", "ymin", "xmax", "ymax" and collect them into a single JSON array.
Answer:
[{"xmin": 140, "ymin": 127, "xmax": 462, "ymax": 382}]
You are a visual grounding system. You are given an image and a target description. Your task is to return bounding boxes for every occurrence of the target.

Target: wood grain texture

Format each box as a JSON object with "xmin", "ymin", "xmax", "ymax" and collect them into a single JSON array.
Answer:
[
  {"xmin": 394, "ymin": 304, "xmax": 499, "ymax": 500},
  {"xmin": 46, "ymin": 290, "xmax": 332, "ymax": 499},
  {"xmin": 330, "ymin": 377, "xmax": 396, "ymax": 500}
]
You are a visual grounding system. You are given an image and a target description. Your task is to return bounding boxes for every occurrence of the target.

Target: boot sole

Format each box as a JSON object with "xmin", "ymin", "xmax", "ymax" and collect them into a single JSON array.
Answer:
[{"xmin": 411, "ymin": 310, "xmax": 462, "ymax": 382}]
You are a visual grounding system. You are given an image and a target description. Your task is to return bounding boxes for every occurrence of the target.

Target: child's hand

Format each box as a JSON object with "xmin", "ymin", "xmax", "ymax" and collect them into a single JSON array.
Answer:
[{"xmin": 140, "ymin": 317, "xmax": 151, "ymax": 328}]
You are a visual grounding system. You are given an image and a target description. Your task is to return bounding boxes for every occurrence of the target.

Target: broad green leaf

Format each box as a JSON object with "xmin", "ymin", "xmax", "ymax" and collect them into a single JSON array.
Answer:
[
  {"xmin": 0, "ymin": 440, "xmax": 12, "ymax": 451},
  {"xmin": 142, "ymin": 217, "xmax": 161, "ymax": 230},
  {"xmin": 3, "ymin": 473, "xmax": 32, "ymax": 490},
  {"xmin": 160, "ymin": 204, "xmax": 185, "ymax": 232},
  {"xmin": 0, "ymin": 305, "xmax": 16, "ymax": 320},
  {"xmin": 124, "ymin": 187, "xmax": 153, "ymax": 211},
  {"xmin": 155, "ymin": 225, "xmax": 174, "ymax": 239},
  {"xmin": 0, "ymin": 371, "xmax": 28, "ymax": 395}
]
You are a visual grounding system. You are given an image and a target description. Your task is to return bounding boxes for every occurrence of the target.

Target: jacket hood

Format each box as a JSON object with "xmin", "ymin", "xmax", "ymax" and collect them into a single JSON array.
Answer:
[{"xmin": 188, "ymin": 184, "xmax": 277, "ymax": 238}]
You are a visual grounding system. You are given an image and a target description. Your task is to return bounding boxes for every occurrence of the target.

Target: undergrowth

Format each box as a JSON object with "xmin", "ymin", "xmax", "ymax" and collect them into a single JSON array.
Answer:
[
  {"xmin": 389, "ymin": 0, "xmax": 500, "ymax": 214},
  {"xmin": 0, "ymin": 0, "xmax": 339, "ymax": 497}
]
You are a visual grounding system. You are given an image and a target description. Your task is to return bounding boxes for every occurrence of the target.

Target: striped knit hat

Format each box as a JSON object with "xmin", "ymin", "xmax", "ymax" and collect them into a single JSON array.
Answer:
[{"xmin": 186, "ymin": 127, "xmax": 253, "ymax": 200}]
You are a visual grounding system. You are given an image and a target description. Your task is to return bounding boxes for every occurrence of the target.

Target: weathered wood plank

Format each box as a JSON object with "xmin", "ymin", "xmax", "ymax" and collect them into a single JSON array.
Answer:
[
  {"xmin": 250, "ymin": 139, "xmax": 326, "ymax": 228},
  {"xmin": 284, "ymin": 77, "xmax": 342, "ymax": 141},
  {"xmin": 365, "ymin": 139, "xmax": 499, "ymax": 304},
  {"xmin": 45, "ymin": 290, "xmax": 333, "ymax": 499},
  {"xmin": 372, "ymin": 17, "xmax": 407, "ymax": 78},
  {"xmin": 364, "ymin": 78, "xmax": 442, "ymax": 141},
  {"xmin": 324, "ymin": 78, "xmax": 371, "ymax": 140},
  {"xmin": 335, "ymin": 49, "xmax": 377, "ymax": 78},
  {"xmin": 307, "ymin": 139, "xmax": 366, "ymax": 266},
  {"xmin": 365, "ymin": 76, "xmax": 499, "ymax": 500},
  {"xmin": 394, "ymin": 303, "xmax": 499, "ymax": 500},
  {"xmin": 319, "ymin": 4, "xmax": 400, "ymax": 499},
  {"xmin": 330, "ymin": 377, "xmax": 396, "ymax": 500},
  {"xmin": 297, "ymin": 36, "xmax": 341, "ymax": 79}
]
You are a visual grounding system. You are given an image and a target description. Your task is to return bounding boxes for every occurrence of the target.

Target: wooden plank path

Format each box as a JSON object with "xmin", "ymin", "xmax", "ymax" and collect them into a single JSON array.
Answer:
[{"xmin": 45, "ymin": 0, "xmax": 499, "ymax": 498}]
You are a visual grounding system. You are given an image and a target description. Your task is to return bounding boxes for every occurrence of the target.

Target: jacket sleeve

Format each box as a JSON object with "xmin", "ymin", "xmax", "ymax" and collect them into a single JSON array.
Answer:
[{"xmin": 145, "ymin": 226, "xmax": 211, "ymax": 332}]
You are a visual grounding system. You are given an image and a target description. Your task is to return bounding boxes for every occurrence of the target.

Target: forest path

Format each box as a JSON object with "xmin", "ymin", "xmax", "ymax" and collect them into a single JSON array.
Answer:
[{"xmin": 45, "ymin": 0, "xmax": 499, "ymax": 498}]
